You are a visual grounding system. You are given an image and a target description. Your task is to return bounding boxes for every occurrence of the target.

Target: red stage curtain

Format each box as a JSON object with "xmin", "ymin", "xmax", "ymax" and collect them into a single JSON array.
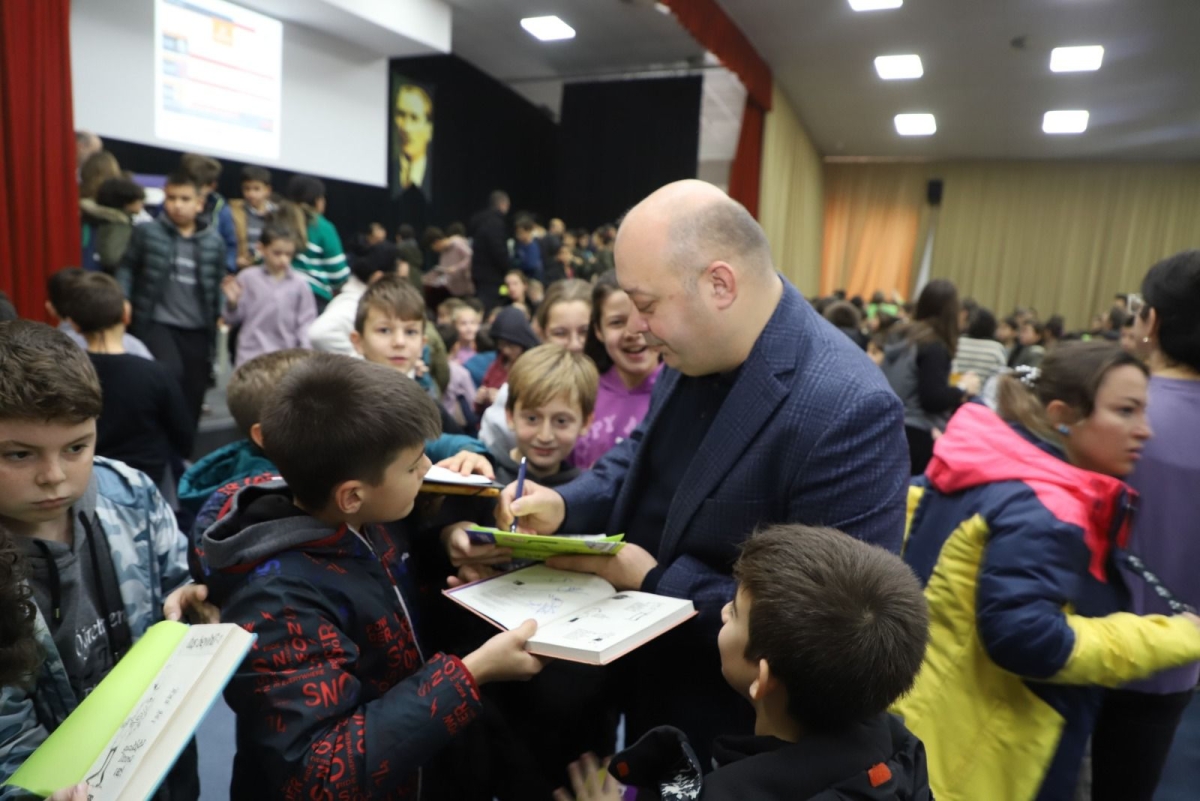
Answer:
[
  {"xmin": 0, "ymin": 0, "xmax": 79, "ymax": 320},
  {"xmin": 729, "ymin": 98, "xmax": 766, "ymax": 219},
  {"xmin": 664, "ymin": 0, "xmax": 771, "ymax": 217}
]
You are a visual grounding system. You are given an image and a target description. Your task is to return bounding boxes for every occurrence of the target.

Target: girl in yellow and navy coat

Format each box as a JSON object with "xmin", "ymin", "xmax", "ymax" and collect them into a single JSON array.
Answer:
[{"xmin": 893, "ymin": 342, "xmax": 1200, "ymax": 801}]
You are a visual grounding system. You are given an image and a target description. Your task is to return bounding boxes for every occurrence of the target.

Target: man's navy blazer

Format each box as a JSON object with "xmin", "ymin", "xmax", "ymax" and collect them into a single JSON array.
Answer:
[{"xmin": 558, "ymin": 278, "xmax": 909, "ymax": 638}]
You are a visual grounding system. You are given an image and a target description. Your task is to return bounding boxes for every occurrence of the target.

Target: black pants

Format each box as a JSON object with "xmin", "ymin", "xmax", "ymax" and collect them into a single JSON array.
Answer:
[
  {"xmin": 1091, "ymin": 687, "xmax": 1195, "ymax": 801},
  {"xmin": 905, "ymin": 425, "xmax": 934, "ymax": 476},
  {"xmin": 142, "ymin": 323, "xmax": 210, "ymax": 434}
]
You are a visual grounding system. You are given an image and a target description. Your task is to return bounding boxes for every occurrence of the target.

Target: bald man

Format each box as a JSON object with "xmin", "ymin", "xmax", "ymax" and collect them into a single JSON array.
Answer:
[{"xmin": 466, "ymin": 181, "xmax": 908, "ymax": 766}]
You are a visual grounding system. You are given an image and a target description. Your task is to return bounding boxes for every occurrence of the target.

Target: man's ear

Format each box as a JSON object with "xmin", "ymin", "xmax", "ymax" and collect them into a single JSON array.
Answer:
[
  {"xmin": 706, "ymin": 261, "xmax": 738, "ymax": 310},
  {"xmin": 330, "ymin": 479, "xmax": 366, "ymax": 516},
  {"xmin": 122, "ymin": 300, "xmax": 133, "ymax": 326},
  {"xmin": 45, "ymin": 301, "xmax": 59, "ymax": 322},
  {"xmin": 350, "ymin": 330, "xmax": 364, "ymax": 355},
  {"xmin": 249, "ymin": 422, "xmax": 265, "ymax": 449},
  {"xmin": 368, "ymin": 270, "xmax": 385, "ymax": 285}
]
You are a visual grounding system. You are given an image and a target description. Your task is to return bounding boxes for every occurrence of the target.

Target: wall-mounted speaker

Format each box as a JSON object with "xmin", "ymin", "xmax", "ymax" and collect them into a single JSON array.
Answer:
[{"xmin": 927, "ymin": 179, "xmax": 944, "ymax": 206}]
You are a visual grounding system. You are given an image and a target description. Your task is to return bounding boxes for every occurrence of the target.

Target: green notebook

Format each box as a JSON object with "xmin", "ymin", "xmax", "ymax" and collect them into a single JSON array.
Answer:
[
  {"xmin": 466, "ymin": 526, "xmax": 625, "ymax": 560},
  {"xmin": 6, "ymin": 621, "xmax": 254, "ymax": 801}
]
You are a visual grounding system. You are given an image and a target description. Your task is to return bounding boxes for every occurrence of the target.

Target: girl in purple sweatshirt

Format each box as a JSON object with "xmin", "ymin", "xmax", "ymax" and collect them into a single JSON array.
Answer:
[{"xmin": 574, "ymin": 272, "xmax": 664, "ymax": 469}]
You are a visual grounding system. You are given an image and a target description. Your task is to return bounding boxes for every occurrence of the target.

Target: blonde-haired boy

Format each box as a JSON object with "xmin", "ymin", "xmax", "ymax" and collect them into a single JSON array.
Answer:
[{"xmin": 499, "ymin": 344, "xmax": 599, "ymax": 487}]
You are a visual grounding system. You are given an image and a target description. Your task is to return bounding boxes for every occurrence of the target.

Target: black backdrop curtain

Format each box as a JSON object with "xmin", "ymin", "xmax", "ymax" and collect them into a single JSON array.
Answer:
[
  {"xmin": 101, "ymin": 137, "xmax": 391, "ymax": 248},
  {"xmin": 557, "ymin": 76, "xmax": 702, "ymax": 230},
  {"xmin": 388, "ymin": 55, "xmax": 559, "ymax": 232}
]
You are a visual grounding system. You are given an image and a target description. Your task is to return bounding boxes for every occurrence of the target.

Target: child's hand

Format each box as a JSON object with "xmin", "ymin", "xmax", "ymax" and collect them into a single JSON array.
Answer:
[
  {"xmin": 475, "ymin": 386, "xmax": 498, "ymax": 408},
  {"xmin": 48, "ymin": 783, "xmax": 89, "ymax": 801},
  {"xmin": 221, "ymin": 275, "xmax": 242, "ymax": 307},
  {"xmin": 163, "ymin": 584, "xmax": 221, "ymax": 624},
  {"xmin": 440, "ymin": 522, "xmax": 513, "ymax": 568},
  {"xmin": 414, "ymin": 359, "xmax": 428, "ymax": 379},
  {"xmin": 554, "ymin": 753, "xmax": 623, "ymax": 801},
  {"xmin": 437, "ymin": 451, "xmax": 495, "ymax": 479},
  {"xmin": 462, "ymin": 619, "xmax": 547, "ymax": 684},
  {"xmin": 235, "ymin": 253, "xmax": 254, "ymax": 269},
  {"xmin": 447, "ymin": 563, "xmax": 499, "ymax": 588}
]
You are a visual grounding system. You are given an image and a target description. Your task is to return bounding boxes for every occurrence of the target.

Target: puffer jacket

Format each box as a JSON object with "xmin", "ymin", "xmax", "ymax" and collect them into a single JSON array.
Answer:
[
  {"xmin": 893, "ymin": 402, "xmax": 1200, "ymax": 801},
  {"xmin": 115, "ymin": 215, "xmax": 225, "ymax": 343}
]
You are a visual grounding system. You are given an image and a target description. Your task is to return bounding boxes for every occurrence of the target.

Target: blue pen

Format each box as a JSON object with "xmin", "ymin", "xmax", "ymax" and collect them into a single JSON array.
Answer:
[{"xmin": 510, "ymin": 457, "xmax": 528, "ymax": 532}]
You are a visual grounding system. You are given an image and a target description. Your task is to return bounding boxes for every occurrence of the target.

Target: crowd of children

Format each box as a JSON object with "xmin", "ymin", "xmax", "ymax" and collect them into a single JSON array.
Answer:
[{"xmin": 1, "ymin": 158, "xmax": 1199, "ymax": 801}]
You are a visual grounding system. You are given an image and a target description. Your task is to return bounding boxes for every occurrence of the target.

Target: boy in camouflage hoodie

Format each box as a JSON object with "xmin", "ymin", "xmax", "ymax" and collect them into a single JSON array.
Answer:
[{"xmin": 0, "ymin": 321, "xmax": 208, "ymax": 800}]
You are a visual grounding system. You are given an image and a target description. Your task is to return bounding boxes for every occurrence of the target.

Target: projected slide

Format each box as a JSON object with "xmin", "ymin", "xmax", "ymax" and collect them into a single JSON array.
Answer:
[{"xmin": 154, "ymin": 0, "xmax": 282, "ymax": 160}]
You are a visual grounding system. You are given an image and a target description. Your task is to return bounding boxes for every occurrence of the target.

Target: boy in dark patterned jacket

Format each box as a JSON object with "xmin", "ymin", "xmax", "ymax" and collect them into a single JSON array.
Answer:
[{"xmin": 199, "ymin": 353, "xmax": 544, "ymax": 800}]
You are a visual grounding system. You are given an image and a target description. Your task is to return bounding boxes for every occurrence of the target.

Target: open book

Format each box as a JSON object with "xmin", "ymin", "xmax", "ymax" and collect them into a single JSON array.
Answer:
[
  {"xmin": 6, "ymin": 621, "xmax": 255, "ymax": 801},
  {"xmin": 466, "ymin": 526, "xmax": 625, "ymax": 560},
  {"xmin": 444, "ymin": 565, "xmax": 695, "ymax": 665}
]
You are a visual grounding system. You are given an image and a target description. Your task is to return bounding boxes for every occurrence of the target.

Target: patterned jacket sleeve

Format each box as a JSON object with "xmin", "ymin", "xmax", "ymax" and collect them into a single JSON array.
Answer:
[
  {"xmin": 142, "ymin": 474, "xmax": 192, "ymax": 597},
  {"xmin": 0, "ymin": 685, "xmax": 47, "ymax": 799},
  {"xmin": 222, "ymin": 576, "xmax": 482, "ymax": 798}
]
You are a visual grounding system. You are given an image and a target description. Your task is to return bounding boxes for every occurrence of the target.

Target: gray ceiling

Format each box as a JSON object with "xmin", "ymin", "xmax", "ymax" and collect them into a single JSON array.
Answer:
[
  {"xmin": 447, "ymin": 0, "xmax": 703, "ymax": 89},
  {"xmin": 447, "ymin": 0, "xmax": 1200, "ymax": 160},
  {"xmin": 717, "ymin": 0, "xmax": 1200, "ymax": 159}
]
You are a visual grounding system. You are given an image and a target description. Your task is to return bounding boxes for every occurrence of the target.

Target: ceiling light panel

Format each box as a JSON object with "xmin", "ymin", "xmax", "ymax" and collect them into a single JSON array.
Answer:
[
  {"xmin": 1050, "ymin": 45, "xmax": 1104, "ymax": 72},
  {"xmin": 849, "ymin": 0, "xmax": 903, "ymax": 10},
  {"xmin": 520, "ymin": 16, "xmax": 575, "ymax": 42},
  {"xmin": 1043, "ymin": 110, "xmax": 1089, "ymax": 134},
  {"xmin": 875, "ymin": 54, "xmax": 923, "ymax": 80},
  {"xmin": 895, "ymin": 113, "xmax": 936, "ymax": 136}
]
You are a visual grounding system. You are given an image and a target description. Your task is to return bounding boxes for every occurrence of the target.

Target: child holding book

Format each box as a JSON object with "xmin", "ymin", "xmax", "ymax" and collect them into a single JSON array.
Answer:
[
  {"xmin": 480, "ymin": 279, "xmax": 592, "ymax": 459},
  {"xmin": 0, "ymin": 321, "xmax": 210, "ymax": 798},
  {"xmin": 495, "ymin": 344, "xmax": 598, "ymax": 487},
  {"xmin": 221, "ymin": 225, "xmax": 317, "ymax": 366},
  {"xmin": 559, "ymin": 524, "xmax": 932, "ymax": 801},
  {"xmin": 575, "ymin": 272, "xmax": 663, "ymax": 469},
  {"xmin": 198, "ymin": 353, "xmax": 546, "ymax": 799}
]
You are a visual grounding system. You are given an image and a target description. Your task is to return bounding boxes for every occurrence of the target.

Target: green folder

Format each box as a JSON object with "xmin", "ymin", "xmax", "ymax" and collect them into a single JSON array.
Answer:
[
  {"xmin": 7, "ymin": 622, "xmax": 188, "ymax": 795},
  {"xmin": 466, "ymin": 527, "xmax": 625, "ymax": 560}
]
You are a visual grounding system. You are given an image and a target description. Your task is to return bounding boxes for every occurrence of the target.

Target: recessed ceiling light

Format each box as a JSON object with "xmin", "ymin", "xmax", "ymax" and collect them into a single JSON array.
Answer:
[
  {"xmin": 1050, "ymin": 45, "xmax": 1104, "ymax": 72},
  {"xmin": 849, "ymin": 0, "xmax": 903, "ymax": 11},
  {"xmin": 875, "ymin": 54, "xmax": 923, "ymax": 80},
  {"xmin": 520, "ymin": 15, "xmax": 575, "ymax": 41},
  {"xmin": 1043, "ymin": 110, "xmax": 1089, "ymax": 134},
  {"xmin": 654, "ymin": 2, "xmax": 671, "ymax": 13},
  {"xmin": 895, "ymin": 113, "xmax": 936, "ymax": 136}
]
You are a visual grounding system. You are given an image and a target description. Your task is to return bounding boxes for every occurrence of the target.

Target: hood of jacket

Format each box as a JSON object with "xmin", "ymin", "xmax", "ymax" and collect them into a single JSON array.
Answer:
[
  {"xmin": 80, "ymin": 198, "xmax": 130, "ymax": 225},
  {"xmin": 177, "ymin": 439, "xmax": 277, "ymax": 513},
  {"xmin": 611, "ymin": 715, "xmax": 930, "ymax": 801},
  {"xmin": 199, "ymin": 480, "xmax": 351, "ymax": 605},
  {"xmin": 927, "ymin": 402, "xmax": 1134, "ymax": 581}
]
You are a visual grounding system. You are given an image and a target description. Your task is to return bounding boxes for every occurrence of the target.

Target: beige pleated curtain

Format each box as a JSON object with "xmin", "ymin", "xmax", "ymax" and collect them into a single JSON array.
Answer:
[
  {"xmin": 757, "ymin": 85, "xmax": 823, "ymax": 295},
  {"xmin": 820, "ymin": 161, "xmax": 1200, "ymax": 328}
]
